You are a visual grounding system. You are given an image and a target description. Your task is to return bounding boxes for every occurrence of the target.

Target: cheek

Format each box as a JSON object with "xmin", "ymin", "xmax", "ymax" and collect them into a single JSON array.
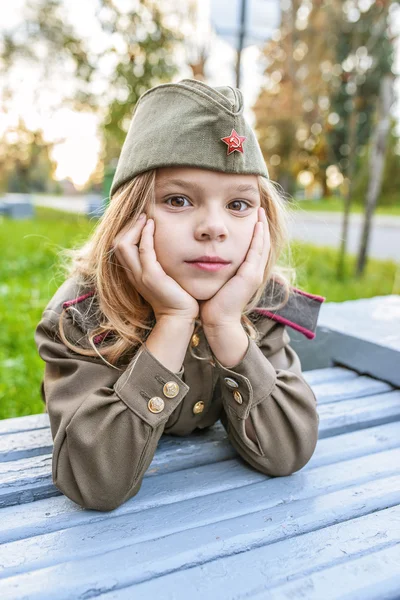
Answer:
[{"xmin": 153, "ymin": 220, "xmax": 183, "ymax": 268}]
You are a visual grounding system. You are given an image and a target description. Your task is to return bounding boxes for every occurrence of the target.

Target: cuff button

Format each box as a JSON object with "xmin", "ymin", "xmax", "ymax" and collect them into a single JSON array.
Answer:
[
  {"xmin": 233, "ymin": 390, "xmax": 243, "ymax": 404},
  {"xmin": 191, "ymin": 333, "xmax": 200, "ymax": 347},
  {"xmin": 163, "ymin": 381, "xmax": 179, "ymax": 398},
  {"xmin": 148, "ymin": 397, "xmax": 165, "ymax": 413},
  {"xmin": 193, "ymin": 401, "xmax": 205, "ymax": 414},
  {"xmin": 224, "ymin": 377, "xmax": 239, "ymax": 389}
]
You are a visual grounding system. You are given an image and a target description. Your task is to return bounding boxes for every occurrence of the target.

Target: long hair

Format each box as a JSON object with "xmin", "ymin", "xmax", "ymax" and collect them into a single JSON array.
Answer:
[{"xmin": 57, "ymin": 168, "xmax": 296, "ymax": 369}]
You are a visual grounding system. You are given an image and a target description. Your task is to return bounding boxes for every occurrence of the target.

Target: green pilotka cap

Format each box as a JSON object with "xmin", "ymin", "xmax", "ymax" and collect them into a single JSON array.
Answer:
[{"xmin": 110, "ymin": 78, "xmax": 270, "ymax": 197}]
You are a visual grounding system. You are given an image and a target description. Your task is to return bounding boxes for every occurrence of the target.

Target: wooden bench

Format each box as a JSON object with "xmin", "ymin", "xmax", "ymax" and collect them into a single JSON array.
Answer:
[{"xmin": 0, "ymin": 296, "xmax": 399, "ymax": 599}]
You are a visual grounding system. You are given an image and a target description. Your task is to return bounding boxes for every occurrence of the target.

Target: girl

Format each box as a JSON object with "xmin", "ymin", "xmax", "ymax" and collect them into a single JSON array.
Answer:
[{"xmin": 35, "ymin": 79, "xmax": 325, "ymax": 512}]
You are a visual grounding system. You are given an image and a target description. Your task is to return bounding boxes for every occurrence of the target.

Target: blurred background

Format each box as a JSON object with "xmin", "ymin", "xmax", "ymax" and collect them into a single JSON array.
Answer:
[{"xmin": 1, "ymin": 0, "xmax": 399, "ymax": 418}]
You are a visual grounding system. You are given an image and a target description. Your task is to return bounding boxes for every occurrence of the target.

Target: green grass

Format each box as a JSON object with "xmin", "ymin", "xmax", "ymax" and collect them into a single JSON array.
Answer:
[
  {"xmin": 1, "ymin": 207, "xmax": 399, "ymax": 419},
  {"xmin": 0, "ymin": 207, "xmax": 95, "ymax": 420},
  {"xmin": 290, "ymin": 196, "xmax": 400, "ymax": 215}
]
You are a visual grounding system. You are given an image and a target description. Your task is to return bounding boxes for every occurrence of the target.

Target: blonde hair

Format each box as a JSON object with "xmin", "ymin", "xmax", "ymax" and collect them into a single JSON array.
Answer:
[{"xmin": 58, "ymin": 168, "xmax": 296, "ymax": 369}]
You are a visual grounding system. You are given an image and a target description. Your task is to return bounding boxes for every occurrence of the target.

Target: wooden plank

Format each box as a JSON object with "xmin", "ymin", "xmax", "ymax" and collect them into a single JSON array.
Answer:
[
  {"xmin": 0, "ymin": 420, "xmax": 231, "ymax": 464},
  {"xmin": 0, "ymin": 429, "xmax": 53, "ymax": 462},
  {"xmin": 318, "ymin": 390, "xmax": 400, "ymax": 437},
  {"xmin": 303, "ymin": 367, "xmax": 359, "ymax": 385},
  {"xmin": 312, "ymin": 375, "xmax": 393, "ymax": 404},
  {"xmin": 9, "ymin": 388, "xmax": 397, "ymax": 473},
  {"xmin": 0, "ymin": 414, "xmax": 48, "ymax": 436},
  {"xmin": 250, "ymin": 545, "xmax": 400, "ymax": 600},
  {"xmin": 0, "ymin": 447, "xmax": 400, "ymax": 577},
  {"xmin": 1, "ymin": 411, "xmax": 400, "ymax": 511},
  {"xmin": 0, "ymin": 420, "xmax": 399, "ymax": 544},
  {"xmin": 109, "ymin": 512, "xmax": 400, "ymax": 600},
  {"xmin": 0, "ymin": 373, "xmax": 393, "ymax": 464},
  {"xmin": 0, "ymin": 475, "xmax": 399, "ymax": 599}
]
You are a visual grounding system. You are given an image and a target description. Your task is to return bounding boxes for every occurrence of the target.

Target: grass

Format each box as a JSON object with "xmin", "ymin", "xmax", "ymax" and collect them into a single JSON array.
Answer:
[
  {"xmin": 290, "ymin": 196, "xmax": 400, "ymax": 215},
  {"xmin": 1, "ymin": 206, "xmax": 399, "ymax": 420},
  {"xmin": 0, "ymin": 207, "xmax": 96, "ymax": 420}
]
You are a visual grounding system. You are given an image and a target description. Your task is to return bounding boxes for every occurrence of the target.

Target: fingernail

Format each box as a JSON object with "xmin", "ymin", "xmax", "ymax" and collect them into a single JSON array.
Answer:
[{"xmin": 138, "ymin": 213, "xmax": 146, "ymax": 220}]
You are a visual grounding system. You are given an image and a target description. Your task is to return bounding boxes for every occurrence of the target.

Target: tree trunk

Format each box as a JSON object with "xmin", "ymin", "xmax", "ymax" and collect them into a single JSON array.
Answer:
[
  {"xmin": 355, "ymin": 74, "xmax": 394, "ymax": 277},
  {"xmin": 336, "ymin": 105, "xmax": 358, "ymax": 279}
]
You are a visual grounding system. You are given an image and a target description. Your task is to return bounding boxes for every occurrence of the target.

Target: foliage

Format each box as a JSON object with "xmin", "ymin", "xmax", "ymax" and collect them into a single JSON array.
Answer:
[
  {"xmin": 0, "ymin": 0, "xmax": 186, "ymax": 180},
  {"xmin": 253, "ymin": 0, "xmax": 399, "ymax": 197},
  {"xmin": 0, "ymin": 119, "xmax": 58, "ymax": 194},
  {"xmin": 0, "ymin": 206, "xmax": 398, "ymax": 419}
]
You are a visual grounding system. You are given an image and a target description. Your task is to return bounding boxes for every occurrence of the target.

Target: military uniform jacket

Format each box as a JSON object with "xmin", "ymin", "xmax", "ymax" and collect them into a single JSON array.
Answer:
[{"xmin": 34, "ymin": 276, "xmax": 325, "ymax": 512}]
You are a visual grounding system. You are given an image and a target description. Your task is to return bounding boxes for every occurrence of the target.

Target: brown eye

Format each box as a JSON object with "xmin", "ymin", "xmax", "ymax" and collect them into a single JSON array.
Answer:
[
  {"xmin": 165, "ymin": 196, "xmax": 190, "ymax": 208},
  {"xmin": 229, "ymin": 200, "xmax": 251, "ymax": 211}
]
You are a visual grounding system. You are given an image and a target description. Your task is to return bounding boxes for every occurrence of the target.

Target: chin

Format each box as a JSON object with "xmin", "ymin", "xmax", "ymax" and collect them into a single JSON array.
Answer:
[{"xmin": 179, "ymin": 279, "xmax": 223, "ymax": 301}]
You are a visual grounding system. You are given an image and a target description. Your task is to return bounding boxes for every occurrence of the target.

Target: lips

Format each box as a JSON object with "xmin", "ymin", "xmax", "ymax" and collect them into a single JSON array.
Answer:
[
  {"xmin": 186, "ymin": 256, "xmax": 230, "ymax": 264},
  {"xmin": 185, "ymin": 256, "xmax": 231, "ymax": 273}
]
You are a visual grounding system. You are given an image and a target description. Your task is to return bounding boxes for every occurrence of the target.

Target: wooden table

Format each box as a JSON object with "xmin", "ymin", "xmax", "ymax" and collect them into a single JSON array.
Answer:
[
  {"xmin": 1, "ymin": 362, "xmax": 400, "ymax": 599},
  {"xmin": 1, "ymin": 295, "xmax": 400, "ymax": 599}
]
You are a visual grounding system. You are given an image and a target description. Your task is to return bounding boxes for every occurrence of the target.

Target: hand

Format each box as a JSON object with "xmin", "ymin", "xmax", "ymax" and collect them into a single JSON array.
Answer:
[
  {"xmin": 199, "ymin": 207, "xmax": 271, "ymax": 328},
  {"xmin": 112, "ymin": 214, "xmax": 199, "ymax": 322}
]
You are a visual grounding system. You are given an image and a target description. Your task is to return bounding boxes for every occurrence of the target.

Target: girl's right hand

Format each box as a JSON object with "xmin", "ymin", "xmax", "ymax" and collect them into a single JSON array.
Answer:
[{"xmin": 112, "ymin": 213, "xmax": 199, "ymax": 322}]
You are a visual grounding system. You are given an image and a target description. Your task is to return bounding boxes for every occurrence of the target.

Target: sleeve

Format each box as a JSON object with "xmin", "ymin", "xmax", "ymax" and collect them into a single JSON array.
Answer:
[
  {"xmin": 34, "ymin": 310, "xmax": 190, "ymax": 512},
  {"xmin": 212, "ymin": 317, "xmax": 319, "ymax": 477}
]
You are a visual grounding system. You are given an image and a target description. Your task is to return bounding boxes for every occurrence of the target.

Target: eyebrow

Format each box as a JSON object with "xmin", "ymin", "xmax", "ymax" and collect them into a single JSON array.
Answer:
[{"xmin": 156, "ymin": 178, "xmax": 259, "ymax": 197}]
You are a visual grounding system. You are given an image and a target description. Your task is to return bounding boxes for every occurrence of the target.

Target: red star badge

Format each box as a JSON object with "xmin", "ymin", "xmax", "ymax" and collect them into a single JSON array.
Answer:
[{"xmin": 221, "ymin": 128, "xmax": 247, "ymax": 155}]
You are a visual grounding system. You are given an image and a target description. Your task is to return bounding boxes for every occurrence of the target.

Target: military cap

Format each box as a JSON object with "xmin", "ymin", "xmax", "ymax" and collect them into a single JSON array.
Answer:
[{"xmin": 110, "ymin": 78, "xmax": 269, "ymax": 197}]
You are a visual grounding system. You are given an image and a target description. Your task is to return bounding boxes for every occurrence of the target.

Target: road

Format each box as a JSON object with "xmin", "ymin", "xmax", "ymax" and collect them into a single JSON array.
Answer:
[
  {"xmin": 32, "ymin": 195, "xmax": 400, "ymax": 262},
  {"xmin": 287, "ymin": 211, "xmax": 400, "ymax": 262}
]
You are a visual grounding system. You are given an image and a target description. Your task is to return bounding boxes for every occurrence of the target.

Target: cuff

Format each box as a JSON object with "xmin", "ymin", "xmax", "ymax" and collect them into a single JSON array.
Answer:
[
  {"xmin": 213, "ymin": 337, "xmax": 277, "ymax": 420},
  {"xmin": 115, "ymin": 344, "xmax": 189, "ymax": 427}
]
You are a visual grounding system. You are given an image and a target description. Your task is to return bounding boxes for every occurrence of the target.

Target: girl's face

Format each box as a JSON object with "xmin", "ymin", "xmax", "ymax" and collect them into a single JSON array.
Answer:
[{"xmin": 152, "ymin": 166, "xmax": 262, "ymax": 301}]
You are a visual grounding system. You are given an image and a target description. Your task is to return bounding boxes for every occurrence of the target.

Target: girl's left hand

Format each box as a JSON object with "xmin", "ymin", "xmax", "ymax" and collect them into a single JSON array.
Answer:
[{"xmin": 199, "ymin": 206, "xmax": 271, "ymax": 328}]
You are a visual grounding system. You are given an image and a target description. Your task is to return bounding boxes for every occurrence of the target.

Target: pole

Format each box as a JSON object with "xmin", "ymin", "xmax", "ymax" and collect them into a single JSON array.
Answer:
[{"xmin": 236, "ymin": 0, "xmax": 248, "ymax": 88}]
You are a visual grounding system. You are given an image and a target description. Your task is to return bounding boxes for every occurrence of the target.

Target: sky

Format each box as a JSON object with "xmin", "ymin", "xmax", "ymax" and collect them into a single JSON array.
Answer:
[{"xmin": 1, "ymin": 0, "xmax": 399, "ymax": 188}]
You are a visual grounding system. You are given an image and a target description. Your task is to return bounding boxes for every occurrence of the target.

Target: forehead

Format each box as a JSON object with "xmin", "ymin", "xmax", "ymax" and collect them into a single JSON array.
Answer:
[{"xmin": 155, "ymin": 167, "xmax": 259, "ymax": 195}]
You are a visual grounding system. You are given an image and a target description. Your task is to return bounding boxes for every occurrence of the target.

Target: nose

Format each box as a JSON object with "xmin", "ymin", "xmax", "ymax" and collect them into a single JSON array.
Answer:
[{"xmin": 194, "ymin": 208, "xmax": 228, "ymax": 241}]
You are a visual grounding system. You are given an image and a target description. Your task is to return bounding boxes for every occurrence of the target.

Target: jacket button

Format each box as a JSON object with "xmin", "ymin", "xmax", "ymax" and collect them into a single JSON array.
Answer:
[
  {"xmin": 193, "ymin": 401, "xmax": 205, "ymax": 414},
  {"xmin": 191, "ymin": 333, "xmax": 200, "ymax": 347},
  {"xmin": 148, "ymin": 397, "xmax": 165, "ymax": 413},
  {"xmin": 224, "ymin": 377, "xmax": 239, "ymax": 389},
  {"xmin": 233, "ymin": 390, "xmax": 243, "ymax": 404},
  {"xmin": 163, "ymin": 381, "xmax": 179, "ymax": 398}
]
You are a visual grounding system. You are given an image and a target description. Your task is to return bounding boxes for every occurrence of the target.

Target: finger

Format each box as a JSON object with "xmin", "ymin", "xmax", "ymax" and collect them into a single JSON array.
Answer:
[
  {"xmin": 259, "ymin": 207, "xmax": 271, "ymax": 263},
  {"xmin": 113, "ymin": 213, "xmax": 147, "ymax": 248},
  {"xmin": 245, "ymin": 220, "xmax": 264, "ymax": 264},
  {"xmin": 113, "ymin": 215, "xmax": 147, "ymax": 278},
  {"xmin": 138, "ymin": 218, "xmax": 164, "ymax": 276}
]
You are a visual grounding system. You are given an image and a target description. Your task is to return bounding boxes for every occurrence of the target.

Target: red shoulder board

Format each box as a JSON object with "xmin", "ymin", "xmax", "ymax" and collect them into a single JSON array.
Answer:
[
  {"xmin": 62, "ymin": 290, "xmax": 111, "ymax": 345},
  {"xmin": 253, "ymin": 280, "xmax": 325, "ymax": 340}
]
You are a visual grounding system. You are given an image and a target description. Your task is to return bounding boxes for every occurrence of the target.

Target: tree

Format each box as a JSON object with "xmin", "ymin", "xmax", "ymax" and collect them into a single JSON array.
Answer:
[
  {"xmin": 253, "ymin": 0, "xmax": 338, "ymax": 196},
  {"xmin": 0, "ymin": 0, "xmax": 186, "ymax": 186},
  {"xmin": 0, "ymin": 119, "xmax": 57, "ymax": 193},
  {"xmin": 356, "ymin": 73, "xmax": 394, "ymax": 276}
]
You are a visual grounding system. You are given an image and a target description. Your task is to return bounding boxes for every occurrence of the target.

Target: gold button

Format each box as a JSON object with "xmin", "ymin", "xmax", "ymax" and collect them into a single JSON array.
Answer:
[
  {"xmin": 193, "ymin": 401, "xmax": 205, "ymax": 414},
  {"xmin": 233, "ymin": 390, "xmax": 243, "ymax": 404},
  {"xmin": 163, "ymin": 381, "xmax": 179, "ymax": 398},
  {"xmin": 191, "ymin": 333, "xmax": 200, "ymax": 347},
  {"xmin": 148, "ymin": 397, "xmax": 165, "ymax": 413},
  {"xmin": 224, "ymin": 377, "xmax": 239, "ymax": 389}
]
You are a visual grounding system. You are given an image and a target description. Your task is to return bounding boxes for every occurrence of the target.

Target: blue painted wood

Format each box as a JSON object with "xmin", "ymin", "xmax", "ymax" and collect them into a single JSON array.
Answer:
[
  {"xmin": 108, "ymin": 511, "xmax": 400, "ymax": 600},
  {"xmin": 0, "ymin": 420, "xmax": 399, "ymax": 547},
  {"xmin": 0, "ymin": 475, "xmax": 399, "ymax": 598},
  {"xmin": 1, "ymin": 447, "xmax": 400, "ymax": 580},
  {"xmin": 0, "ymin": 365, "xmax": 399, "ymax": 599}
]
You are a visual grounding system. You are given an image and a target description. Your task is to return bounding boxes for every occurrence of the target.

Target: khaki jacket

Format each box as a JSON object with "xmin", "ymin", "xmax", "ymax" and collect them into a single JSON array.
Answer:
[{"xmin": 34, "ymin": 276, "xmax": 325, "ymax": 512}]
